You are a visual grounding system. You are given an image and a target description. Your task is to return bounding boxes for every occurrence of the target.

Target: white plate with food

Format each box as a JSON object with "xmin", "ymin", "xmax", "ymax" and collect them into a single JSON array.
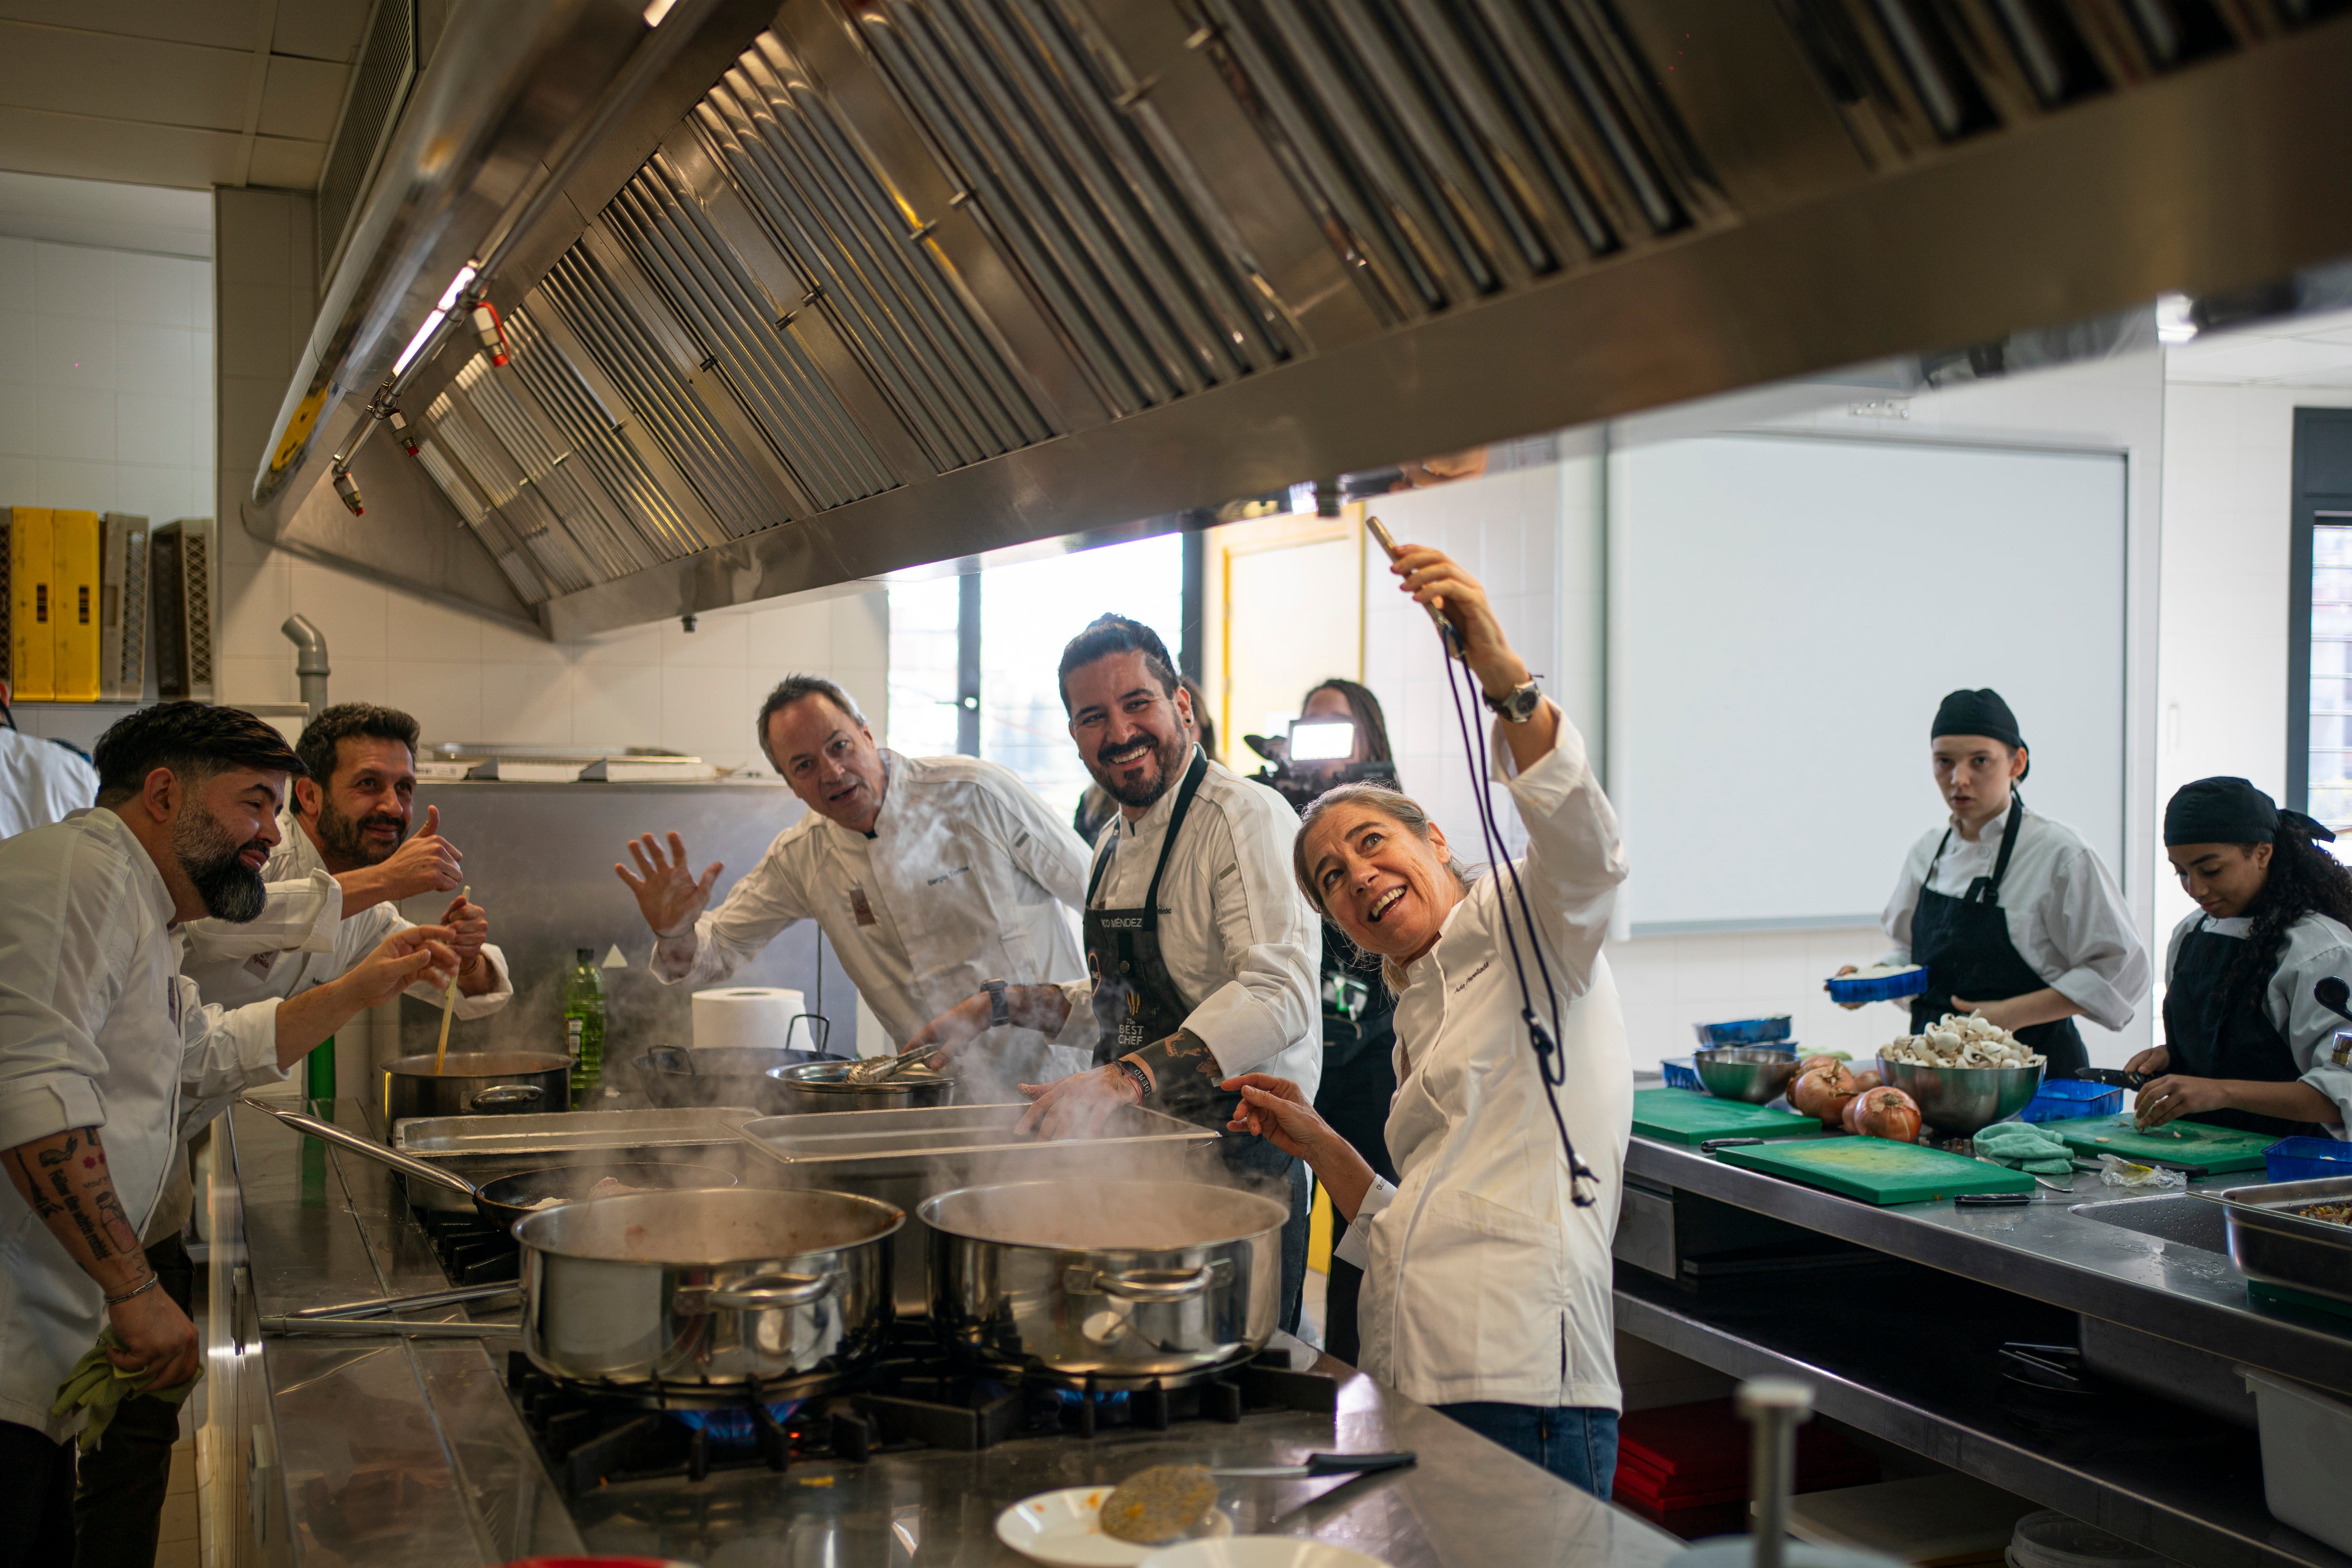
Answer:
[{"xmin": 996, "ymin": 1487, "xmax": 1234, "ymax": 1567}]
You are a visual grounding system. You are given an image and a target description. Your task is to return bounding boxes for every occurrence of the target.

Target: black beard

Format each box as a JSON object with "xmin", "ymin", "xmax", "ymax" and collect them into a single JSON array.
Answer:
[
  {"xmin": 173, "ymin": 811, "xmax": 270, "ymax": 923},
  {"xmin": 1093, "ymin": 730, "xmax": 1190, "ymax": 810},
  {"xmin": 316, "ymin": 798, "xmax": 404, "ymax": 867}
]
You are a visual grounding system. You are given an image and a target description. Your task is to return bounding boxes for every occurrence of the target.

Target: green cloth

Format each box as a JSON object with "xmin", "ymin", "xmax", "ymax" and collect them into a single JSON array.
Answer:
[
  {"xmin": 1974, "ymin": 1123, "xmax": 2075, "ymax": 1175},
  {"xmin": 51, "ymin": 1327, "xmax": 203, "ymax": 1453}
]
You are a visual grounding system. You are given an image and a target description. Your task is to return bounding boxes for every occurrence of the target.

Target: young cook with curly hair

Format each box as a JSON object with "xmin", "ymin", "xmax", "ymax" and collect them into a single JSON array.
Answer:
[{"xmin": 2136, "ymin": 778, "xmax": 2352, "ymax": 1135}]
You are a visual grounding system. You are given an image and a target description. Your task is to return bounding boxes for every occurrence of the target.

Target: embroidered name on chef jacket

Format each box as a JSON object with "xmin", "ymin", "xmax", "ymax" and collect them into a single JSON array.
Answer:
[
  {"xmin": 1450, "ymin": 959, "xmax": 1492, "ymax": 995},
  {"xmin": 848, "ymin": 884, "xmax": 877, "ymax": 927},
  {"xmin": 927, "ymin": 866, "xmax": 969, "ymax": 886}
]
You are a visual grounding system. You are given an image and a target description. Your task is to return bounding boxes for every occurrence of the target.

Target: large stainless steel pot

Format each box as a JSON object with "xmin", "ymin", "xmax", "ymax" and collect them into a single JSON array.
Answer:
[
  {"xmin": 922, "ymin": 1179, "xmax": 1287, "ymax": 1387},
  {"xmin": 767, "ymin": 1059, "xmax": 958, "ymax": 1114},
  {"xmin": 512, "ymin": 1186, "xmax": 901, "ymax": 1402},
  {"xmin": 383, "ymin": 1051, "xmax": 571, "ymax": 1126},
  {"xmin": 635, "ymin": 1045, "xmax": 839, "ymax": 1114}
]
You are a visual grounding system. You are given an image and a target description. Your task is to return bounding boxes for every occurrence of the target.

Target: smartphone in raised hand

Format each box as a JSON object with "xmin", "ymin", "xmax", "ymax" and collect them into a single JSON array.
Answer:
[{"xmin": 1364, "ymin": 515, "xmax": 1460, "ymax": 655}]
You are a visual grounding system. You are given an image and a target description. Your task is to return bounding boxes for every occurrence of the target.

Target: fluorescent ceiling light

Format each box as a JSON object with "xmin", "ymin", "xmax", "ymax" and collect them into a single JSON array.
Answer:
[
  {"xmin": 394, "ymin": 264, "xmax": 483, "ymax": 375},
  {"xmin": 2155, "ymin": 293, "xmax": 2198, "ymax": 346}
]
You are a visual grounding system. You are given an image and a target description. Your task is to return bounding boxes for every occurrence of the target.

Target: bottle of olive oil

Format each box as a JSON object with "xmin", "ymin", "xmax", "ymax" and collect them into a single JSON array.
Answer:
[{"xmin": 562, "ymin": 948, "xmax": 606, "ymax": 1096}]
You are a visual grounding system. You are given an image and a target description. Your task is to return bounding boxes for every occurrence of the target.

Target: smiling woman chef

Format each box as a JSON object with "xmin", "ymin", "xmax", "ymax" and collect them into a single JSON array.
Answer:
[
  {"xmin": 1838, "ymin": 689, "xmax": 2147, "ymax": 1080},
  {"xmin": 1221, "ymin": 543, "xmax": 1631, "ymax": 1498},
  {"xmin": 2132, "ymin": 777, "xmax": 2352, "ymax": 1135}
]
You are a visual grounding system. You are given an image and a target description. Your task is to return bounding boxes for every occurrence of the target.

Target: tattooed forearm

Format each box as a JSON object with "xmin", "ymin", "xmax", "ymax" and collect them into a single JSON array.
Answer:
[
  {"xmin": 1122, "ymin": 1029, "xmax": 1231, "ymax": 1114},
  {"xmin": 4, "ymin": 1128, "xmax": 150, "ymax": 1293}
]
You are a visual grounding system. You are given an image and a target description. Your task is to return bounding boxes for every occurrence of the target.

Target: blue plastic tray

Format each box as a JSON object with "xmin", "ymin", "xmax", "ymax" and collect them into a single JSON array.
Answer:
[
  {"xmin": 1824, "ymin": 967, "xmax": 1929, "ymax": 1005},
  {"xmin": 1662, "ymin": 1058, "xmax": 1704, "ymax": 1091},
  {"xmin": 2018, "ymin": 1077, "xmax": 2122, "ymax": 1124},
  {"xmin": 1693, "ymin": 1015, "xmax": 1794, "ymax": 1047},
  {"xmin": 2265, "ymin": 1136, "xmax": 2352, "ymax": 1183}
]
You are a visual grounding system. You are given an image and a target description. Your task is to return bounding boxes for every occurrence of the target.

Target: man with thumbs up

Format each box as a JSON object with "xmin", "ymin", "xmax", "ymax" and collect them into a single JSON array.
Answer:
[{"xmin": 182, "ymin": 704, "xmax": 510, "ymax": 1014}]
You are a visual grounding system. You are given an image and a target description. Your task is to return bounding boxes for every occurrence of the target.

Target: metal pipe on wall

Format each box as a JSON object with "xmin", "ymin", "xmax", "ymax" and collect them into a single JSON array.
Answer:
[{"xmin": 282, "ymin": 615, "xmax": 332, "ymax": 716}]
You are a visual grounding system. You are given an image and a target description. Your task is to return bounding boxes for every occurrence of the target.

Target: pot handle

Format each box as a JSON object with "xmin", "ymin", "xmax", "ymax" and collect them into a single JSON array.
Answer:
[
  {"xmin": 703, "ymin": 1272, "xmax": 832, "ymax": 1311},
  {"xmin": 236, "ymin": 1098, "xmax": 478, "ymax": 1198},
  {"xmin": 1089, "ymin": 1265, "xmax": 1220, "ymax": 1303},
  {"xmin": 467, "ymin": 1084, "xmax": 545, "ymax": 1111}
]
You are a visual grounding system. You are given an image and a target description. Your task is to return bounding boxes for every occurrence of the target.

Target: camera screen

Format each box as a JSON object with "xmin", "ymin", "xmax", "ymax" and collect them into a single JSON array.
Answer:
[{"xmin": 1289, "ymin": 718, "xmax": 1356, "ymax": 762}]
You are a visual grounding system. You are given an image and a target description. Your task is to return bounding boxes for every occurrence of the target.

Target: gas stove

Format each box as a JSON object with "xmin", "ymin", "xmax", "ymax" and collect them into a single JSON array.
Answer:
[
  {"xmin": 415, "ymin": 1205, "xmax": 522, "ymax": 1285},
  {"xmin": 502, "ymin": 1315, "xmax": 1340, "ymax": 1493}
]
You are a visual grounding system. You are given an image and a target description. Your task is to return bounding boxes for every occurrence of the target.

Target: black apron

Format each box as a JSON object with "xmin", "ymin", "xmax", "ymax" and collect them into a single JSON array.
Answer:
[
  {"xmin": 1908, "ymin": 801, "xmax": 2088, "ymax": 1079},
  {"xmin": 1314, "ymin": 929, "xmax": 1397, "ymax": 1367},
  {"xmin": 1082, "ymin": 750, "xmax": 1288, "ymax": 1176},
  {"xmin": 2160, "ymin": 919, "xmax": 2330, "ymax": 1138}
]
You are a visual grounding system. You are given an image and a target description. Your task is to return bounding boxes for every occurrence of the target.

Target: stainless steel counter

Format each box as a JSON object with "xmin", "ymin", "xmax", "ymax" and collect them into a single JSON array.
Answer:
[
  {"xmin": 206, "ymin": 1098, "xmax": 1683, "ymax": 1568},
  {"xmin": 1616, "ymin": 1133, "xmax": 2352, "ymax": 1568}
]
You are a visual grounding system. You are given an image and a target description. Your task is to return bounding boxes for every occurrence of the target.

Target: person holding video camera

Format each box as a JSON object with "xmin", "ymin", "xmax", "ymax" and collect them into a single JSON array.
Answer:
[{"xmin": 1250, "ymin": 678, "xmax": 1403, "ymax": 1365}]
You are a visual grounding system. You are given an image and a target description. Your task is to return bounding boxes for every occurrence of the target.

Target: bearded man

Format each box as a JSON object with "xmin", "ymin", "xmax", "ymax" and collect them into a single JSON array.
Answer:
[
  {"xmin": 0, "ymin": 703, "xmax": 459, "ymax": 1555},
  {"xmin": 182, "ymin": 703, "xmax": 510, "ymax": 1017}
]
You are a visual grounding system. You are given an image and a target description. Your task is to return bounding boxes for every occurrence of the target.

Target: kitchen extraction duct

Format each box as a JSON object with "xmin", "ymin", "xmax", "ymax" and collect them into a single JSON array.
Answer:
[{"xmin": 247, "ymin": 0, "xmax": 2352, "ymax": 638}]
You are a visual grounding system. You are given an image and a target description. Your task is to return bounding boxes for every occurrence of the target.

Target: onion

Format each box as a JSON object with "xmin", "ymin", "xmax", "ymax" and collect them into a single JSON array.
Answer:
[
  {"xmin": 1849, "ymin": 1068, "xmax": 1882, "ymax": 1092},
  {"xmin": 1790, "ymin": 1062, "xmax": 1859, "ymax": 1121},
  {"xmin": 1855, "ymin": 1087, "xmax": 1922, "ymax": 1143},
  {"xmin": 1840, "ymin": 1092, "xmax": 1865, "ymax": 1133}
]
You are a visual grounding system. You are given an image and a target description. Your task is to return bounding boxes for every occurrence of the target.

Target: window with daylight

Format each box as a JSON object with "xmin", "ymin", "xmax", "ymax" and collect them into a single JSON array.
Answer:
[{"xmin": 2289, "ymin": 409, "xmax": 2352, "ymax": 838}]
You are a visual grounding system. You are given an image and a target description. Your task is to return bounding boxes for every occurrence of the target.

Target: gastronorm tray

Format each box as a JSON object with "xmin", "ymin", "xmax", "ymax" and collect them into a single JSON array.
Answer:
[
  {"xmin": 740, "ymin": 1103, "xmax": 1220, "ymax": 1317},
  {"xmin": 1824, "ymin": 966, "xmax": 1928, "ymax": 1005},
  {"xmin": 388, "ymin": 1107, "xmax": 769, "ymax": 1215},
  {"xmin": 2207, "ymin": 1176, "xmax": 2352, "ymax": 1305}
]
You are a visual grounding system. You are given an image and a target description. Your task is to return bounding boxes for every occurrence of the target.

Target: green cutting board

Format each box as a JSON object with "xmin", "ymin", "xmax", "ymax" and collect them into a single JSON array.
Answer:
[
  {"xmin": 1631, "ymin": 1088, "xmax": 1819, "ymax": 1146},
  {"xmin": 1714, "ymin": 1136, "xmax": 2034, "ymax": 1204},
  {"xmin": 2038, "ymin": 1112, "xmax": 2278, "ymax": 1173}
]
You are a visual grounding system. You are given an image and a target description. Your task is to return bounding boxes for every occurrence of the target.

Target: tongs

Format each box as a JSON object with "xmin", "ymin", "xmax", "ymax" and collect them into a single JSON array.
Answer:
[
  {"xmin": 261, "ymin": 1282, "xmax": 518, "ymax": 1338},
  {"xmin": 842, "ymin": 1042, "xmax": 941, "ymax": 1084}
]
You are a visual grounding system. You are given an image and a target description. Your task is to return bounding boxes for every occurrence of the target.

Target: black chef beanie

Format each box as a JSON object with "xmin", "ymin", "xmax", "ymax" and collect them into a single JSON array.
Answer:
[
  {"xmin": 2164, "ymin": 776, "xmax": 2338, "ymax": 846},
  {"xmin": 1932, "ymin": 688, "xmax": 2025, "ymax": 751}
]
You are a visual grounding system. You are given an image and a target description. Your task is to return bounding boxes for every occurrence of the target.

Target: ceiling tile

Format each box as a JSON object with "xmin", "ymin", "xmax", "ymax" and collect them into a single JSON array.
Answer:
[
  {"xmin": 246, "ymin": 136, "xmax": 325, "ymax": 192},
  {"xmin": 258, "ymin": 53, "xmax": 347, "ymax": 141},
  {"xmin": 0, "ymin": 104, "xmax": 240, "ymax": 190},
  {"xmin": 273, "ymin": 0, "xmax": 369, "ymax": 64},
  {"xmin": 0, "ymin": 22, "xmax": 252, "ymax": 133},
  {"xmin": 0, "ymin": 0, "xmax": 262, "ymax": 53}
]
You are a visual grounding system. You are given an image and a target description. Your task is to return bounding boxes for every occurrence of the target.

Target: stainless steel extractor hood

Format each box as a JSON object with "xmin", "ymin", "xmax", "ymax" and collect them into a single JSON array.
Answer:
[{"xmin": 244, "ymin": 0, "xmax": 2352, "ymax": 639}]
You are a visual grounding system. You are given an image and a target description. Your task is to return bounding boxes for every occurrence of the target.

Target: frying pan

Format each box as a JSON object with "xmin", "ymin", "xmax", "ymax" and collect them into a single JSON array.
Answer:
[{"xmin": 238, "ymin": 1098, "xmax": 738, "ymax": 1229}]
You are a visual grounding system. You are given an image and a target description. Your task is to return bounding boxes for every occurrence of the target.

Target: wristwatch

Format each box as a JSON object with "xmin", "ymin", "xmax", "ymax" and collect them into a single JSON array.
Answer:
[
  {"xmin": 982, "ymin": 978, "xmax": 1010, "ymax": 1029},
  {"xmin": 1483, "ymin": 678, "xmax": 1543, "ymax": 724}
]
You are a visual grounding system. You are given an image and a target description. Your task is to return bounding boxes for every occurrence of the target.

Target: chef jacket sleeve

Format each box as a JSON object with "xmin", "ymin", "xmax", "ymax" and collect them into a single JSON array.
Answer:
[
  {"xmin": 2273, "ymin": 925, "xmax": 2352, "ymax": 1128},
  {"xmin": 1494, "ymin": 711, "xmax": 1625, "ymax": 1002},
  {"xmin": 1331, "ymin": 1177, "xmax": 1398, "ymax": 1270},
  {"xmin": 0, "ymin": 836, "xmax": 127, "ymax": 1149},
  {"xmin": 976, "ymin": 766, "xmax": 1092, "ymax": 912},
  {"xmin": 2037, "ymin": 845, "xmax": 2149, "ymax": 1033},
  {"xmin": 181, "ymin": 869, "xmax": 342, "ymax": 963},
  {"xmin": 1180, "ymin": 795, "xmax": 1322, "ymax": 1080},
  {"xmin": 650, "ymin": 839, "xmax": 815, "ymax": 989},
  {"xmin": 174, "ymin": 982, "xmax": 287, "ymax": 1138}
]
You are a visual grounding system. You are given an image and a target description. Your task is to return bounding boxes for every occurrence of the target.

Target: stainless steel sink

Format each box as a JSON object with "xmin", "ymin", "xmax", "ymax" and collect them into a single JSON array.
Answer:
[{"xmin": 2067, "ymin": 1195, "xmax": 2232, "ymax": 1255}]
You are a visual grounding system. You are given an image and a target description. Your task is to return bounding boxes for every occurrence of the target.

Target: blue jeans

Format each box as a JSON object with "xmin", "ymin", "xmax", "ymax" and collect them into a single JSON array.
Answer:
[{"xmin": 1435, "ymin": 1402, "xmax": 1618, "ymax": 1499}]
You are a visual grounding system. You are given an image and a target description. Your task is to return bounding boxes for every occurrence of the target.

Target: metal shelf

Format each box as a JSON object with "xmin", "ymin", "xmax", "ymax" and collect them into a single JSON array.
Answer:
[{"xmin": 1615, "ymin": 1260, "xmax": 2343, "ymax": 1568}]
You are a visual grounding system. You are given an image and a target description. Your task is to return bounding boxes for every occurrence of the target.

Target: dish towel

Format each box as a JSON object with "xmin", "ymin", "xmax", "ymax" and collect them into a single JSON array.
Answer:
[
  {"xmin": 1973, "ymin": 1123, "xmax": 2075, "ymax": 1175},
  {"xmin": 52, "ymin": 1328, "xmax": 204, "ymax": 1452}
]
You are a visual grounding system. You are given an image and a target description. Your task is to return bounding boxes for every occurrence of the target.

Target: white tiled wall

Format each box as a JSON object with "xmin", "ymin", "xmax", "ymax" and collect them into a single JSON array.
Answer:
[
  {"xmin": 2155, "ymin": 377, "xmax": 2352, "ymax": 942},
  {"xmin": 0, "ymin": 235, "xmax": 213, "ymax": 527},
  {"xmin": 212, "ymin": 187, "xmax": 887, "ymax": 768}
]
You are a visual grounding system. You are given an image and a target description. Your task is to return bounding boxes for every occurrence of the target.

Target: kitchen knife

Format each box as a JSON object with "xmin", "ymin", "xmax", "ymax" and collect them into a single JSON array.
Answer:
[
  {"xmin": 1700, "ymin": 1137, "xmax": 1766, "ymax": 1154},
  {"xmin": 2072, "ymin": 1068, "xmax": 2148, "ymax": 1090},
  {"xmin": 1212, "ymin": 1451, "xmax": 1416, "ymax": 1480}
]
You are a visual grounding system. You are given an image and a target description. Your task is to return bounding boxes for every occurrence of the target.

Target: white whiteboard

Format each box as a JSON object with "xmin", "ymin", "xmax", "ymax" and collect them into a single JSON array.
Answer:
[{"xmin": 1615, "ymin": 434, "xmax": 2127, "ymax": 933}]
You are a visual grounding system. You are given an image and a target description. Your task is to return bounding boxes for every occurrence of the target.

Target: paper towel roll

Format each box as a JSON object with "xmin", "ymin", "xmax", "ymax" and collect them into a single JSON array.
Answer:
[{"xmin": 691, "ymin": 987, "xmax": 816, "ymax": 1052}]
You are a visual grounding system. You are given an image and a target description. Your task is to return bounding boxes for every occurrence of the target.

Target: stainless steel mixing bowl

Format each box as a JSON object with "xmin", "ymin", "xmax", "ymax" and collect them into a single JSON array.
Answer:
[
  {"xmin": 1693, "ymin": 1048, "xmax": 1802, "ymax": 1104},
  {"xmin": 1875, "ymin": 1056, "xmax": 2044, "ymax": 1133}
]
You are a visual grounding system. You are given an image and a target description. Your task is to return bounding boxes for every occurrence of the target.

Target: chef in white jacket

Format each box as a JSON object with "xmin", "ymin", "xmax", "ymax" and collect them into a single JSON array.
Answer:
[
  {"xmin": 1222, "ymin": 544, "xmax": 1630, "ymax": 1499},
  {"xmin": 0, "ymin": 703, "xmax": 455, "ymax": 1552},
  {"xmin": 618, "ymin": 675, "xmax": 1091, "ymax": 1076}
]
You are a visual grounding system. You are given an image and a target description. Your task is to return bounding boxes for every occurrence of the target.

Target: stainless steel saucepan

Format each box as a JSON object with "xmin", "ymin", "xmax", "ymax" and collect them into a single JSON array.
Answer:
[
  {"xmin": 512, "ymin": 1186, "xmax": 902, "ymax": 1402},
  {"xmin": 767, "ymin": 1059, "xmax": 957, "ymax": 1114},
  {"xmin": 238, "ymin": 1099, "xmax": 736, "ymax": 1229},
  {"xmin": 922, "ymin": 1178, "xmax": 1287, "ymax": 1387},
  {"xmin": 382, "ymin": 1050, "xmax": 572, "ymax": 1126}
]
